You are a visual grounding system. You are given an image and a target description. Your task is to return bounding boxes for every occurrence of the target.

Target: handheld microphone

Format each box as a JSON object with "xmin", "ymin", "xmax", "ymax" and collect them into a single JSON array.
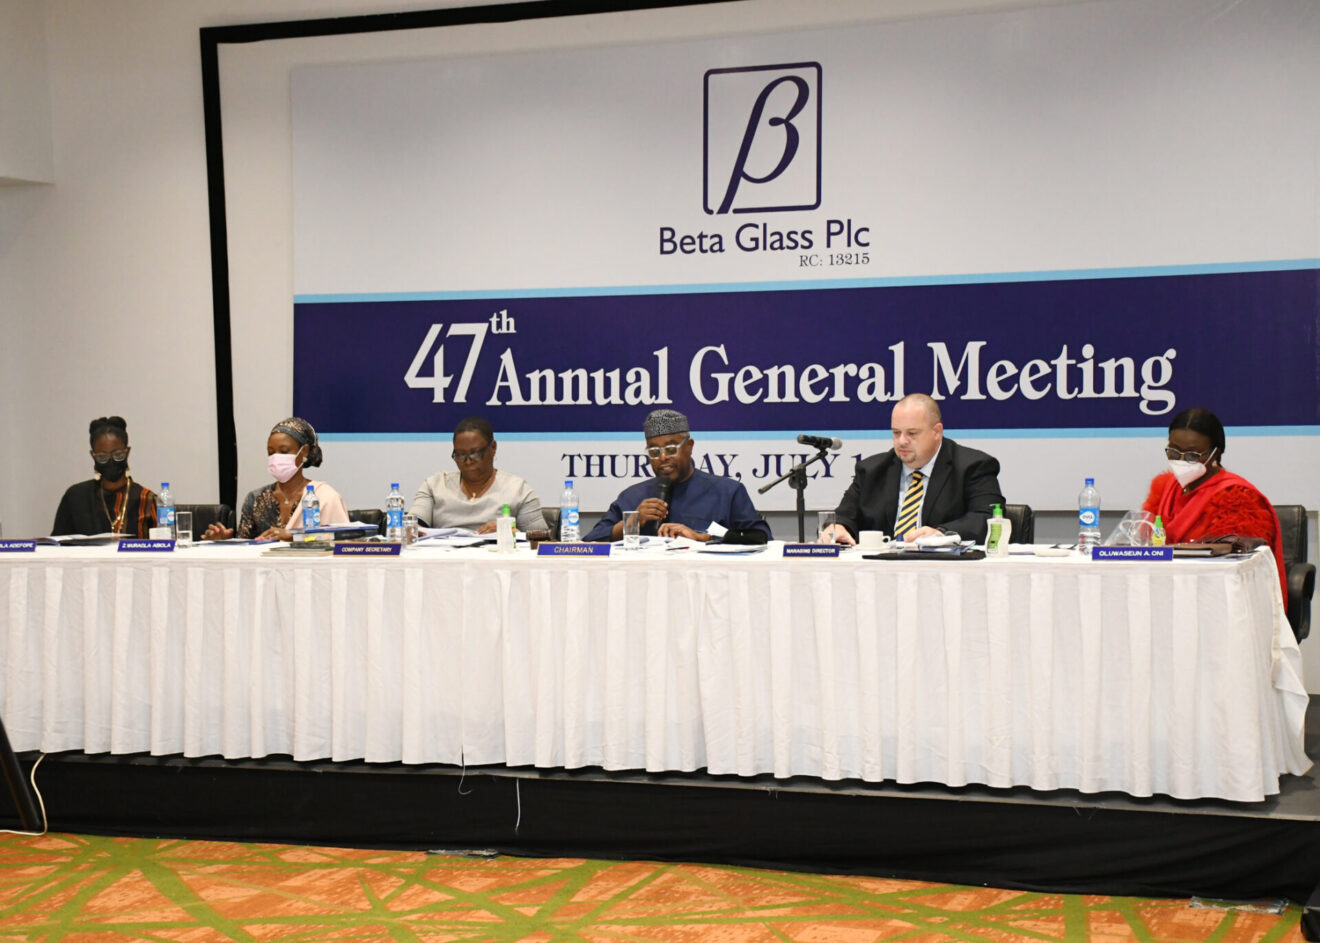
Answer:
[
  {"xmin": 655, "ymin": 478, "xmax": 672, "ymax": 521},
  {"xmin": 797, "ymin": 434, "xmax": 843, "ymax": 451}
]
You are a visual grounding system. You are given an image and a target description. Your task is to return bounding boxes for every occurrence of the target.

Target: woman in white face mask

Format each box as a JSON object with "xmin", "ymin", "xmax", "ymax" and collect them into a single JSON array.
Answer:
[
  {"xmin": 203, "ymin": 417, "xmax": 349, "ymax": 540},
  {"xmin": 1141, "ymin": 407, "xmax": 1287, "ymax": 603}
]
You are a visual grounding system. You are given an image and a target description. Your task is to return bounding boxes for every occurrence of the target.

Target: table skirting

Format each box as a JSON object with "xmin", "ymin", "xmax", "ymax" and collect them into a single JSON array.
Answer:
[{"xmin": 1, "ymin": 544, "xmax": 1309, "ymax": 801}]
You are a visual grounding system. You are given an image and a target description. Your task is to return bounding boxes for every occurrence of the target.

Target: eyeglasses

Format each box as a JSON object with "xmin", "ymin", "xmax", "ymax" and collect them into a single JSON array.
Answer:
[
  {"xmin": 1165, "ymin": 445, "xmax": 1216, "ymax": 463},
  {"xmin": 91, "ymin": 449, "xmax": 128, "ymax": 463},
  {"xmin": 645, "ymin": 439, "xmax": 688, "ymax": 460},
  {"xmin": 451, "ymin": 445, "xmax": 491, "ymax": 463}
]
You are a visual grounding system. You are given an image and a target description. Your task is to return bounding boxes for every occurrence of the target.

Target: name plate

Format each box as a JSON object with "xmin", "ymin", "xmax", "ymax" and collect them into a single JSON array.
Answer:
[
  {"xmin": 0, "ymin": 540, "xmax": 37, "ymax": 552},
  {"xmin": 783, "ymin": 543, "xmax": 841, "ymax": 557},
  {"xmin": 334, "ymin": 543, "xmax": 402, "ymax": 556},
  {"xmin": 118, "ymin": 539, "xmax": 176, "ymax": 552},
  {"xmin": 537, "ymin": 542, "xmax": 611, "ymax": 556},
  {"xmin": 1091, "ymin": 546, "xmax": 1172, "ymax": 561}
]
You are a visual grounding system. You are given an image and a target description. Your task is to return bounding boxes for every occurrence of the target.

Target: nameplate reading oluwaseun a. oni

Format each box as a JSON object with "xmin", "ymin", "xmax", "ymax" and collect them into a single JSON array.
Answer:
[{"xmin": 1091, "ymin": 546, "xmax": 1173, "ymax": 561}]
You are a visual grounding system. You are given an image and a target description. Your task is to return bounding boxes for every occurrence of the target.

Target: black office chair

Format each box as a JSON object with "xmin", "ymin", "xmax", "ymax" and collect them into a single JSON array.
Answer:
[
  {"xmin": 1003, "ymin": 503, "xmax": 1035, "ymax": 544},
  {"xmin": 349, "ymin": 508, "xmax": 386, "ymax": 536},
  {"xmin": 177, "ymin": 503, "xmax": 234, "ymax": 535},
  {"xmin": 1273, "ymin": 504, "xmax": 1314, "ymax": 642},
  {"xmin": 541, "ymin": 507, "xmax": 562, "ymax": 540}
]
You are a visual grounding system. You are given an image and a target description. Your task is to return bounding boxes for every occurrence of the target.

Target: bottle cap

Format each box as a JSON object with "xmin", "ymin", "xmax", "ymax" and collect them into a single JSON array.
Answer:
[
  {"xmin": 992, "ymin": 504, "xmax": 1002, "ymax": 516},
  {"xmin": 391, "ymin": 482, "xmax": 399, "ymax": 489},
  {"xmin": 306, "ymin": 484, "xmax": 314, "ymax": 491},
  {"xmin": 162, "ymin": 482, "xmax": 170, "ymax": 488},
  {"xmin": 1085, "ymin": 477, "xmax": 1094, "ymax": 486},
  {"xmin": 1155, "ymin": 515, "xmax": 1163, "ymax": 525},
  {"xmin": 502, "ymin": 503, "xmax": 511, "ymax": 516},
  {"xmin": 565, "ymin": 480, "xmax": 573, "ymax": 488}
]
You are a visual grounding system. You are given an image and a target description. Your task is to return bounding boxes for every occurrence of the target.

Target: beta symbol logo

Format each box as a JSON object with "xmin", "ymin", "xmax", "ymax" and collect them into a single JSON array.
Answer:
[{"xmin": 703, "ymin": 62, "xmax": 821, "ymax": 215}]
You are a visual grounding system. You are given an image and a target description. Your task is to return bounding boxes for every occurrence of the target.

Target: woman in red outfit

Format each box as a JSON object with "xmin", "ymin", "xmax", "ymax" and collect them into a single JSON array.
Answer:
[{"xmin": 1142, "ymin": 407, "xmax": 1287, "ymax": 603}]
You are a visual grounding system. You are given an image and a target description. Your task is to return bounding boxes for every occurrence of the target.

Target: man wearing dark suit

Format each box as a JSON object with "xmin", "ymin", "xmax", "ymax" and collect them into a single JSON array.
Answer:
[{"xmin": 828, "ymin": 393, "xmax": 1005, "ymax": 544}]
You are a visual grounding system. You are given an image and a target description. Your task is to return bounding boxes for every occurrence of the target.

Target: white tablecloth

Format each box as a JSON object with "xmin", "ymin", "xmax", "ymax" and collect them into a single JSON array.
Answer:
[{"xmin": 0, "ymin": 542, "xmax": 1310, "ymax": 801}]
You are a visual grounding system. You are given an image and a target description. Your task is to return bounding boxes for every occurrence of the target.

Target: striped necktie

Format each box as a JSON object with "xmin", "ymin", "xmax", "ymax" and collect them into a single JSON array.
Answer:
[{"xmin": 894, "ymin": 470, "xmax": 925, "ymax": 538}]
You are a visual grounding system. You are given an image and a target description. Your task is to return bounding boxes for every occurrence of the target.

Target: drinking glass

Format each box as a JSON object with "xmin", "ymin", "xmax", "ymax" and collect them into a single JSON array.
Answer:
[
  {"xmin": 817, "ymin": 511, "xmax": 837, "ymax": 544},
  {"xmin": 622, "ymin": 510, "xmax": 641, "ymax": 550},
  {"xmin": 174, "ymin": 510, "xmax": 193, "ymax": 544},
  {"xmin": 403, "ymin": 512, "xmax": 418, "ymax": 546}
]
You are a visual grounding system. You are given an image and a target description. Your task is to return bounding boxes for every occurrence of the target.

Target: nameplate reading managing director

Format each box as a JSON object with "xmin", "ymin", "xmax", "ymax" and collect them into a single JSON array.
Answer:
[
  {"xmin": 586, "ymin": 409, "xmax": 771, "ymax": 543},
  {"xmin": 829, "ymin": 393, "xmax": 1005, "ymax": 545}
]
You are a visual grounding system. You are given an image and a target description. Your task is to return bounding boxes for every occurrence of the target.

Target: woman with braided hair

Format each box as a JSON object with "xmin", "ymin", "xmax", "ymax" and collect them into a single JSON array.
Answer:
[{"xmin": 52, "ymin": 416, "xmax": 158, "ymax": 537}]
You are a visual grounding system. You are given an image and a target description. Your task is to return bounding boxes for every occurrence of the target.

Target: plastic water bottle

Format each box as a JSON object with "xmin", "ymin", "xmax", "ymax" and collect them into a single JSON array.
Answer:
[
  {"xmin": 386, "ymin": 483, "xmax": 406, "ymax": 542},
  {"xmin": 560, "ymin": 480, "xmax": 580, "ymax": 541},
  {"xmin": 158, "ymin": 482, "xmax": 175, "ymax": 533},
  {"xmin": 302, "ymin": 484, "xmax": 320, "ymax": 529},
  {"xmin": 496, "ymin": 502, "xmax": 516, "ymax": 553},
  {"xmin": 1078, "ymin": 477, "xmax": 1101, "ymax": 554}
]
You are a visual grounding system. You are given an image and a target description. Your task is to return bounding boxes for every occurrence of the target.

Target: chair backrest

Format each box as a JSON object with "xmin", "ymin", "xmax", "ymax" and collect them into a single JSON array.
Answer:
[
  {"xmin": 177, "ymin": 503, "xmax": 234, "ymax": 535},
  {"xmin": 349, "ymin": 508, "xmax": 386, "ymax": 535},
  {"xmin": 1273, "ymin": 505, "xmax": 1313, "ymax": 642},
  {"xmin": 1274, "ymin": 504, "xmax": 1307, "ymax": 568},
  {"xmin": 541, "ymin": 507, "xmax": 562, "ymax": 540},
  {"xmin": 1002, "ymin": 503, "xmax": 1034, "ymax": 544}
]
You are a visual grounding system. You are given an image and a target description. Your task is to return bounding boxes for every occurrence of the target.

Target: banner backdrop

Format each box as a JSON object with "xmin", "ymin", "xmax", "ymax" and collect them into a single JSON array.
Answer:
[{"xmin": 291, "ymin": 0, "xmax": 1320, "ymax": 513}]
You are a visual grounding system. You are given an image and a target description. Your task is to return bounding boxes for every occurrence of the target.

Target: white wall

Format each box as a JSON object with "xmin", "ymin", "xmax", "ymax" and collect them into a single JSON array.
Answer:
[
  {"xmin": 0, "ymin": 0, "xmax": 52, "ymax": 183},
  {"xmin": 0, "ymin": 0, "xmax": 51, "ymax": 541}
]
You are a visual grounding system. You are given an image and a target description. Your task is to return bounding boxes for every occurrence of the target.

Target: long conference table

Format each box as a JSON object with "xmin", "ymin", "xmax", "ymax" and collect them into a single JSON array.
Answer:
[{"xmin": 0, "ymin": 540, "xmax": 1310, "ymax": 803}]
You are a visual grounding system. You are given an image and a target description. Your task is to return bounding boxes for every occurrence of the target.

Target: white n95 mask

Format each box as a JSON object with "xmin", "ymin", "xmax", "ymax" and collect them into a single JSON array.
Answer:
[{"xmin": 1167, "ymin": 458, "xmax": 1208, "ymax": 488}]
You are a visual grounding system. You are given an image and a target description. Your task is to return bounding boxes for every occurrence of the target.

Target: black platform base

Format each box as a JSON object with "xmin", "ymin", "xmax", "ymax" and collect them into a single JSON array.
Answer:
[{"xmin": 6, "ymin": 746, "xmax": 1320, "ymax": 906}]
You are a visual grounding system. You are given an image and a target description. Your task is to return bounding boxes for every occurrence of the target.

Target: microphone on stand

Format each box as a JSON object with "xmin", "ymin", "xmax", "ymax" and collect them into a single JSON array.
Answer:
[{"xmin": 796, "ymin": 434, "xmax": 843, "ymax": 451}]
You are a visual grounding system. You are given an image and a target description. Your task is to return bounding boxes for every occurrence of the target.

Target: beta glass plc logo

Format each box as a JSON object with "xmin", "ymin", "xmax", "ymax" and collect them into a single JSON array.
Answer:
[{"xmin": 704, "ymin": 62, "xmax": 821, "ymax": 215}]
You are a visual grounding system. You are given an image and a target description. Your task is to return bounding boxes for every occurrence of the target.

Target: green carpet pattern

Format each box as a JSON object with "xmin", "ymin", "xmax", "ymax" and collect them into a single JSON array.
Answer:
[{"xmin": 0, "ymin": 833, "xmax": 1305, "ymax": 941}]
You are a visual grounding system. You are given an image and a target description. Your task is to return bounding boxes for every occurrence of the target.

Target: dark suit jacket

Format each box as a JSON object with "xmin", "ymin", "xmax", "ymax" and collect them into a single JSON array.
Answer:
[{"xmin": 833, "ymin": 438, "xmax": 1005, "ymax": 542}]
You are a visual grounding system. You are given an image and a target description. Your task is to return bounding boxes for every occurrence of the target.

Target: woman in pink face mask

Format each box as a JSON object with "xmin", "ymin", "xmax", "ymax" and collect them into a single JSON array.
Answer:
[
  {"xmin": 1141, "ymin": 407, "xmax": 1286, "ymax": 603},
  {"xmin": 203, "ymin": 417, "xmax": 349, "ymax": 540}
]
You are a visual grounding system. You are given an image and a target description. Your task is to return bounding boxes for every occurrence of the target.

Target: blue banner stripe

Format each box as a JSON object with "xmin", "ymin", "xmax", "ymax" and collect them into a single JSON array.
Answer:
[
  {"xmin": 295, "ymin": 258, "xmax": 1320, "ymax": 304},
  {"xmin": 298, "ymin": 269, "xmax": 1320, "ymax": 434}
]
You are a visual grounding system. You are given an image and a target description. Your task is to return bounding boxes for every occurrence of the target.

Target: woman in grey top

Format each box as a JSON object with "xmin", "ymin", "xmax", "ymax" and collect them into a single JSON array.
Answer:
[{"xmin": 409, "ymin": 416, "xmax": 546, "ymax": 534}]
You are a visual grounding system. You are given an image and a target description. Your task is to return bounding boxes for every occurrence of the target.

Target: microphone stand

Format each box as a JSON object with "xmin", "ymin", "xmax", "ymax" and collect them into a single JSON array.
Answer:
[{"xmin": 758, "ymin": 446, "xmax": 833, "ymax": 543}]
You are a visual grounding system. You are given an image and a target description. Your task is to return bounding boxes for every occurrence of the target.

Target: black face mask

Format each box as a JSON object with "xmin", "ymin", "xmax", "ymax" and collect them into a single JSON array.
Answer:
[{"xmin": 96, "ymin": 458, "xmax": 128, "ymax": 483}]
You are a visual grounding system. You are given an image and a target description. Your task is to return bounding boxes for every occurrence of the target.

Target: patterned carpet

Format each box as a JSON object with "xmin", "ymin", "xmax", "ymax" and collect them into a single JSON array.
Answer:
[{"xmin": 0, "ymin": 833, "xmax": 1305, "ymax": 941}]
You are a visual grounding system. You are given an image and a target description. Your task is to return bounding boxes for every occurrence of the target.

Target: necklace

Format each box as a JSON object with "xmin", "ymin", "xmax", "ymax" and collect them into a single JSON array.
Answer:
[
  {"xmin": 275, "ymin": 481, "xmax": 304, "ymax": 525},
  {"xmin": 99, "ymin": 477, "xmax": 132, "ymax": 534},
  {"xmin": 461, "ymin": 471, "xmax": 496, "ymax": 501}
]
